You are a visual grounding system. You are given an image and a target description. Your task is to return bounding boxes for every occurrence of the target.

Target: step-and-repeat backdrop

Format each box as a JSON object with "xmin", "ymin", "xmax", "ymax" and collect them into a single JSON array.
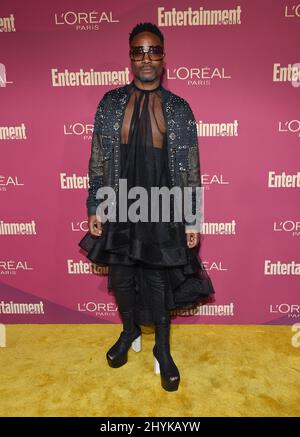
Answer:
[{"xmin": 0, "ymin": 0, "xmax": 299, "ymax": 325}]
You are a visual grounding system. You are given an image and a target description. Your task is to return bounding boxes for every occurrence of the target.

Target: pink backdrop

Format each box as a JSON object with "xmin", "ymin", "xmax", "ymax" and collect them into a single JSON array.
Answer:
[{"xmin": 1, "ymin": 0, "xmax": 299, "ymax": 325}]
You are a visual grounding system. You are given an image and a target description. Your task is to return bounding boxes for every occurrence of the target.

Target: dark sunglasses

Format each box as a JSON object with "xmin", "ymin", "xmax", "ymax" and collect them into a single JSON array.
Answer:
[{"xmin": 129, "ymin": 45, "xmax": 164, "ymax": 61}]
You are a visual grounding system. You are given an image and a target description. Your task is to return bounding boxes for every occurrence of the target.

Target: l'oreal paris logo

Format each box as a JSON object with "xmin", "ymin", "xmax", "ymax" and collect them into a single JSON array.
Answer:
[
  {"xmin": 273, "ymin": 221, "xmax": 300, "ymax": 237},
  {"xmin": 284, "ymin": 4, "xmax": 300, "ymax": 17},
  {"xmin": 167, "ymin": 66, "xmax": 231, "ymax": 80},
  {"xmin": 278, "ymin": 119, "xmax": 300, "ymax": 136},
  {"xmin": 0, "ymin": 64, "xmax": 13, "ymax": 87},
  {"xmin": 54, "ymin": 11, "xmax": 119, "ymax": 30},
  {"xmin": 270, "ymin": 304, "xmax": 300, "ymax": 318}
]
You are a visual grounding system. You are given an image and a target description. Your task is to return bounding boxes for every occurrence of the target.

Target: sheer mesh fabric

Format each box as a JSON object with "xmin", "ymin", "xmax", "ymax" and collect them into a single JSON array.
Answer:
[{"xmin": 120, "ymin": 86, "xmax": 166, "ymax": 148}]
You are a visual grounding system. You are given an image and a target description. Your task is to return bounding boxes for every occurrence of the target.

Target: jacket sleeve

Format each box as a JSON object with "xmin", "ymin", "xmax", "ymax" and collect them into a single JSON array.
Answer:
[
  {"xmin": 86, "ymin": 93, "xmax": 108, "ymax": 216},
  {"xmin": 184, "ymin": 102, "xmax": 203, "ymax": 232}
]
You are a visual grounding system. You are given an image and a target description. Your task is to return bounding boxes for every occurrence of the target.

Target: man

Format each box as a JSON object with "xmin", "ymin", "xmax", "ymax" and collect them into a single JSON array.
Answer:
[{"xmin": 79, "ymin": 22, "xmax": 213, "ymax": 392}]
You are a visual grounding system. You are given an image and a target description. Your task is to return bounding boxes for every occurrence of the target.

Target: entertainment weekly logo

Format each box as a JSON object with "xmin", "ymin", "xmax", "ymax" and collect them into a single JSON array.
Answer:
[
  {"xmin": 67, "ymin": 259, "xmax": 108, "ymax": 276},
  {"xmin": 0, "ymin": 175, "xmax": 24, "ymax": 192},
  {"xmin": 166, "ymin": 66, "xmax": 231, "ymax": 87},
  {"xmin": 51, "ymin": 67, "xmax": 130, "ymax": 87},
  {"xmin": 264, "ymin": 260, "xmax": 300, "ymax": 275},
  {"xmin": 270, "ymin": 303, "xmax": 300, "ymax": 319},
  {"xmin": 60, "ymin": 172, "xmax": 88, "ymax": 190},
  {"xmin": 273, "ymin": 63, "xmax": 300, "ymax": 88},
  {"xmin": 0, "ymin": 14, "xmax": 15, "ymax": 32},
  {"xmin": 273, "ymin": 220, "xmax": 300, "ymax": 238},
  {"xmin": 0, "ymin": 220, "xmax": 37, "ymax": 235},
  {"xmin": 268, "ymin": 171, "xmax": 300, "ymax": 188},
  {"xmin": 197, "ymin": 120, "xmax": 239, "ymax": 137},
  {"xmin": 0, "ymin": 123, "xmax": 27, "ymax": 141},
  {"xmin": 0, "ymin": 123, "xmax": 27, "ymax": 140},
  {"xmin": 77, "ymin": 302, "xmax": 118, "ymax": 317},
  {"xmin": 0, "ymin": 301, "xmax": 44, "ymax": 315},
  {"xmin": 0, "ymin": 260, "xmax": 33, "ymax": 276},
  {"xmin": 54, "ymin": 10, "xmax": 119, "ymax": 31},
  {"xmin": 157, "ymin": 6, "xmax": 242, "ymax": 26},
  {"xmin": 171, "ymin": 303, "xmax": 234, "ymax": 317}
]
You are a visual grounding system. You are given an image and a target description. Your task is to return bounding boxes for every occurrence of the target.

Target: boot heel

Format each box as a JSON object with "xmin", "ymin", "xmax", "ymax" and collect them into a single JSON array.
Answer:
[
  {"xmin": 154, "ymin": 356, "xmax": 160, "ymax": 374},
  {"xmin": 153, "ymin": 344, "xmax": 180, "ymax": 392},
  {"xmin": 131, "ymin": 335, "xmax": 141, "ymax": 352},
  {"xmin": 106, "ymin": 329, "xmax": 141, "ymax": 368}
]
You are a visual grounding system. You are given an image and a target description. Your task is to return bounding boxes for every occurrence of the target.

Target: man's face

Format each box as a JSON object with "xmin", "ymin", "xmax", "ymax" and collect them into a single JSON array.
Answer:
[{"xmin": 129, "ymin": 31, "xmax": 164, "ymax": 83}]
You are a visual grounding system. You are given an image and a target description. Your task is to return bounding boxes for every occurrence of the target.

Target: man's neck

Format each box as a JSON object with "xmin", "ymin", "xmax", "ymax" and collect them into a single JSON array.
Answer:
[{"xmin": 133, "ymin": 78, "xmax": 161, "ymax": 91}]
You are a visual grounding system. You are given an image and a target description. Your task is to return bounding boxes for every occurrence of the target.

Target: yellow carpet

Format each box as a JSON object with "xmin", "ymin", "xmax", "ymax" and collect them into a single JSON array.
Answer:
[{"xmin": 0, "ymin": 324, "xmax": 299, "ymax": 417}]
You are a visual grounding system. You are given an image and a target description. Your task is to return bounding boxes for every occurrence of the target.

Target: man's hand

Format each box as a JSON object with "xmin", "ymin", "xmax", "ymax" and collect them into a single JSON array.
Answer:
[
  {"xmin": 186, "ymin": 231, "xmax": 200, "ymax": 248},
  {"xmin": 88, "ymin": 215, "xmax": 102, "ymax": 237}
]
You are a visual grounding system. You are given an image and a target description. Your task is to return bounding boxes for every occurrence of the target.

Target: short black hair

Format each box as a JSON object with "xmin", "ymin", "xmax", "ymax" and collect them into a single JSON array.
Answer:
[{"xmin": 129, "ymin": 22, "xmax": 164, "ymax": 46}]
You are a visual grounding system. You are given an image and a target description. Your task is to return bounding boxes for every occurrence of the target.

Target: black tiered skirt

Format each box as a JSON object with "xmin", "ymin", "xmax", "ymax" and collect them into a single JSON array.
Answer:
[
  {"xmin": 78, "ymin": 223, "xmax": 215, "ymax": 309},
  {"xmin": 78, "ymin": 142, "xmax": 215, "ymax": 325}
]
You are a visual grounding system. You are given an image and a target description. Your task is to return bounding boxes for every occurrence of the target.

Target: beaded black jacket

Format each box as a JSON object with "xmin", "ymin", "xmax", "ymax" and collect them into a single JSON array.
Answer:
[{"xmin": 86, "ymin": 80, "xmax": 202, "ymax": 230}]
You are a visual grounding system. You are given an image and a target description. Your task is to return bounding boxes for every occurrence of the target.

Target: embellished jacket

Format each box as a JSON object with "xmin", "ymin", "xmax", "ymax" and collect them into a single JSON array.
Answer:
[{"xmin": 86, "ymin": 80, "xmax": 202, "ymax": 229}]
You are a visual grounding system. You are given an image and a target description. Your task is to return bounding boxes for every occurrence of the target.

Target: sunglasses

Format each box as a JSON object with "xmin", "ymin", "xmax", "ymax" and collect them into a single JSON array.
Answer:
[{"xmin": 129, "ymin": 45, "xmax": 164, "ymax": 61}]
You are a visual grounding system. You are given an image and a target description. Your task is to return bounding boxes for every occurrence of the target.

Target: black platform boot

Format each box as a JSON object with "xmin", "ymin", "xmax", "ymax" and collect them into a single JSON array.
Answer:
[
  {"xmin": 153, "ymin": 318, "xmax": 180, "ymax": 391},
  {"xmin": 106, "ymin": 310, "xmax": 141, "ymax": 368}
]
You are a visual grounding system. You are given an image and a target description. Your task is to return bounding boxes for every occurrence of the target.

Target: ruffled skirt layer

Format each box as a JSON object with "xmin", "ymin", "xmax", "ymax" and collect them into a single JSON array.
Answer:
[{"xmin": 78, "ymin": 219, "xmax": 215, "ymax": 325}]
